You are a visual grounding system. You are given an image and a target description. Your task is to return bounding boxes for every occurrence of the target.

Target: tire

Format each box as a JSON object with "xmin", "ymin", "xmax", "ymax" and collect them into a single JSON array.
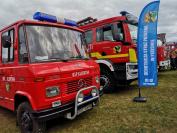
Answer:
[
  {"xmin": 118, "ymin": 80, "xmax": 132, "ymax": 85},
  {"xmin": 100, "ymin": 69, "xmax": 116, "ymax": 93},
  {"xmin": 17, "ymin": 102, "xmax": 46, "ymax": 133}
]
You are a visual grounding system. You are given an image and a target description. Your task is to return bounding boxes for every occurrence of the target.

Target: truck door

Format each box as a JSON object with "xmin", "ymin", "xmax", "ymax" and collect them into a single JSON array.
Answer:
[
  {"xmin": 0, "ymin": 28, "xmax": 15, "ymax": 110},
  {"xmin": 91, "ymin": 23, "xmax": 125, "ymax": 60},
  {"xmin": 0, "ymin": 69, "xmax": 4, "ymax": 105}
]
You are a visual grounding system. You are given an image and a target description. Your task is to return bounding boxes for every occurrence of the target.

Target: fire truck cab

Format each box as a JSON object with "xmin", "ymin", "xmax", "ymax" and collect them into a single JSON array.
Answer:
[
  {"xmin": 78, "ymin": 12, "xmax": 138, "ymax": 91},
  {"xmin": 0, "ymin": 12, "xmax": 100, "ymax": 133}
]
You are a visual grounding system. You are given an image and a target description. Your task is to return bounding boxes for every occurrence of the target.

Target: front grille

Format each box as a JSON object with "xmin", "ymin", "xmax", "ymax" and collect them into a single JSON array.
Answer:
[
  {"xmin": 128, "ymin": 64, "xmax": 138, "ymax": 70},
  {"xmin": 66, "ymin": 77, "xmax": 92, "ymax": 94},
  {"xmin": 114, "ymin": 63, "xmax": 126, "ymax": 71}
]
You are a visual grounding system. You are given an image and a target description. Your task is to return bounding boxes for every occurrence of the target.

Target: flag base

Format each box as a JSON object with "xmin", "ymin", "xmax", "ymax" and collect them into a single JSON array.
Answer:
[{"xmin": 133, "ymin": 97, "xmax": 147, "ymax": 102}]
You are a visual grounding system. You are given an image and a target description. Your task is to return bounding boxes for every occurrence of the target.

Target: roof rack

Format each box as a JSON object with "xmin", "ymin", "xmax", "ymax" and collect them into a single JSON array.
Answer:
[{"xmin": 77, "ymin": 17, "xmax": 97, "ymax": 26}]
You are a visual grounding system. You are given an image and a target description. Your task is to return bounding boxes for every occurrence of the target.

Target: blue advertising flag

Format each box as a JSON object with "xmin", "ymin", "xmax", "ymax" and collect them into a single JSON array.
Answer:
[{"xmin": 138, "ymin": 0, "xmax": 160, "ymax": 87}]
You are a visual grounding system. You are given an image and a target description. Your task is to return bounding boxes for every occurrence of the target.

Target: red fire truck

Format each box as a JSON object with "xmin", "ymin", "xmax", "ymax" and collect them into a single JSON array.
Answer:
[
  {"xmin": 0, "ymin": 12, "xmax": 100, "ymax": 133},
  {"xmin": 157, "ymin": 39, "xmax": 171, "ymax": 70},
  {"xmin": 78, "ymin": 11, "xmax": 138, "ymax": 91}
]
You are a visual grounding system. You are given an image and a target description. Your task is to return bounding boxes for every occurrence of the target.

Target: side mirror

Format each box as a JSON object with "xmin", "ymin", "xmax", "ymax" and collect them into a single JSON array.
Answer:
[
  {"xmin": 82, "ymin": 34, "xmax": 87, "ymax": 46},
  {"xmin": 2, "ymin": 35, "xmax": 11, "ymax": 48}
]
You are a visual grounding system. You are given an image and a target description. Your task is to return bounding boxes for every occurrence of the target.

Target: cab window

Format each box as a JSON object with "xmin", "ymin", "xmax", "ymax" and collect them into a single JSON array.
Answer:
[
  {"xmin": 128, "ymin": 24, "xmax": 137, "ymax": 44},
  {"xmin": 1, "ymin": 29, "xmax": 14, "ymax": 63},
  {"xmin": 96, "ymin": 25, "xmax": 114, "ymax": 42},
  {"xmin": 85, "ymin": 30, "xmax": 93, "ymax": 44},
  {"xmin": 117, "ymin": 22, "xmax": 124, "ymax": 41},
  {"xmin": 96, "ymin": 28, "xmax": 103, "ymax": 42},
  {"xmin": 103, "ymin": 25, "xmax": 114, "ymax": 41},
  {"xmin": 19, "ymin": 26, "xmax": 29, "ymax": 64}
]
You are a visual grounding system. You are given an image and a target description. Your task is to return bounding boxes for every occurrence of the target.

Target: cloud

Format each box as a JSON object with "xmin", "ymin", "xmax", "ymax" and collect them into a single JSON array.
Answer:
[{"xmin": 0, "ymin": 0, "xmax": 176, "ymax": 41}]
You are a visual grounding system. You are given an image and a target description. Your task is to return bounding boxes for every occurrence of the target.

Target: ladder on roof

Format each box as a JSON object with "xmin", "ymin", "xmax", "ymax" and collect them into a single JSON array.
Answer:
[{"xmin": 77, "ymin": 17, "xmax": 97, "ymax": 26}]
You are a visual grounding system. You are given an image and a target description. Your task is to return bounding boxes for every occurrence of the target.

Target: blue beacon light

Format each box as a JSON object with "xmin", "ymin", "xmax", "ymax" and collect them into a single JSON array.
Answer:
[{"xmin": 33, "ymin": 12, "xmax": 77, "ymax": 27}]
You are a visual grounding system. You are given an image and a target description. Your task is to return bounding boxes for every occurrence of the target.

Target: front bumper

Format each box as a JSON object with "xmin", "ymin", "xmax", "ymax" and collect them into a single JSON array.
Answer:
[
  {"xmin": 33, "ymin": 86, "xmax": 99, "ymax": 121},
  {"xmin": 113, "ymin": 63, "xmax": 138, "ymax": 81},
  {"xmin": 159, "ymin": 60, "xmax": 170, "ymax": 67},
  {"xmin": 126, "ymin": 63, "xmax": 138, "ymax": 80}
]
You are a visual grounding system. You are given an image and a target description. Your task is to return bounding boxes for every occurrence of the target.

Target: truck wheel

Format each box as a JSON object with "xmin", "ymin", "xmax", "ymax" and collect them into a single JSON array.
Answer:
[
  {"xmin": 100, "ymin": 69, "xmax": 116, "ymax": 92},
  {"xmin": 17, "ymin": 102, "xmax": 46, "ymax": 133},
  {"xmin": 118, "ymin": 80, "xmax": 132, "ymax": 86}
]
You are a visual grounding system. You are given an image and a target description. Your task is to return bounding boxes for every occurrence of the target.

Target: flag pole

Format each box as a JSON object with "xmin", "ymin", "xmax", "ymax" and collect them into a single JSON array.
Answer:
[
  {"xmin": 133, "ymin": 0, "xmax": 160, "ymax": 103},
  {"xmin": 133, "ymin": 87, "xmax": 147, "ymax": 102}
]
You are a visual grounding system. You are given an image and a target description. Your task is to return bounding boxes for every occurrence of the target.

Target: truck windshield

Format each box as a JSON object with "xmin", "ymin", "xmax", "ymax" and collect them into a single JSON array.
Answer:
[
  {"xmin": 128, "ymin": 24, "xmax": 137, "ymax": 44},
  {"xmin": 25, "ymin": 25, "xmax": 87, "ymax": 63}
]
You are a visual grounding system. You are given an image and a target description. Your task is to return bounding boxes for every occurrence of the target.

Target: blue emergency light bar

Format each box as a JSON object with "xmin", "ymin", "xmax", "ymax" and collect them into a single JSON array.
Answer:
[{"xmin": 33, "ymin": 12, "xmax": 77, "ymax": 27}]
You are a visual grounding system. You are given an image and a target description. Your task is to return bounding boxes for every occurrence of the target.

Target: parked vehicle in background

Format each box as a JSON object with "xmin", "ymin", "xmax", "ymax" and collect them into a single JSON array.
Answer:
[
  {"xmin": 157, "ymin": 39, "xmax": 171, "ymax": 70},
  {"xmin": 0, "ymin": 12, "xmax": 100, "ymax": 133},
  {"xmin": 78, "ymin": 11, "xmax": 138, "ymax": 92}
]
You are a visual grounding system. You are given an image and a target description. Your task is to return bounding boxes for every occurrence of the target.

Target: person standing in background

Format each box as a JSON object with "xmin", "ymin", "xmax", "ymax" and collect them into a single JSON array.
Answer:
[{"xmin": 170, "ymin": 49, "xmax": 177, "ymax": 70}]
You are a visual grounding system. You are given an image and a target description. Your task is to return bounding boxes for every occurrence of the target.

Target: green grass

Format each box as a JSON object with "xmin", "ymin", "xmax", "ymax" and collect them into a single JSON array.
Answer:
[{"xmin": 0, "ymin": 71, "xmax": 177, "ymax": 133}]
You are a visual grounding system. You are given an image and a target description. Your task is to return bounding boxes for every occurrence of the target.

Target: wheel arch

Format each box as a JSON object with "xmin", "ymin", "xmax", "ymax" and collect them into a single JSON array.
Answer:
[
  {"xmin": 96, "ymin": 60, "xmax": 115, "ymax": 72},
  {"xmin": 14, "ymin": 91, "xmax": 36, "ymax": 111}
]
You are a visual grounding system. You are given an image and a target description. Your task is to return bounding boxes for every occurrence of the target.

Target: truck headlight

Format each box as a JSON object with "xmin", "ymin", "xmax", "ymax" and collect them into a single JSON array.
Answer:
[
  {"xmin": 78, "ymin": 93, "xmax": 84, "ymax": 103},
  {"xmin": 46, "ymin": 86, "xmax": 60, "ymax": 98},
  {"xmin": 95, "ymin": 76, "xmax": 100, "ymax": 84},
  {"xmin": 91, "ymin": 89, "xmax": 98, "ymax": 97}
]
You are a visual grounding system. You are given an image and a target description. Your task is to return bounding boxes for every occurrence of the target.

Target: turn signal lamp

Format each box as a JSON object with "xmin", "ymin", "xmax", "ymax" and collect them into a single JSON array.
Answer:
[
  {"xmin": 34, "ymin": 77, "xmax": 45, "ymax": 82},
  {"xmin": 33, "ymin": 12, "xmax": 77, "ymax": 26}
]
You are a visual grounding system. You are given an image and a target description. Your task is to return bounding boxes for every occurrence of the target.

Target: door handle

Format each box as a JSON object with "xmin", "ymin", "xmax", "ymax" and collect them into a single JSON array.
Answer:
[{"xmin": 103, "ymin": 47, "xmax": 111, "ymax": 49}]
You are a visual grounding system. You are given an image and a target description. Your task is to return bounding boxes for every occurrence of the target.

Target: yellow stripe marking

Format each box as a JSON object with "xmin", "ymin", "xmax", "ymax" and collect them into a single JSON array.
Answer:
[
  {"xmin": 90, "ymin": 52, "xmax": 129, "ymax": 59},
  {"xmin": 129, "ymin": 49, "xmax": 137, "ymax": 63}
]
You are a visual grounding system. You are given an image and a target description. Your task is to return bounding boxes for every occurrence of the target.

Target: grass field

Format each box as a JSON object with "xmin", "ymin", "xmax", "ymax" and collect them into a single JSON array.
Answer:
[{"xmin": 0, "ymin": 70, "xmax": 177, "ymax": 133}]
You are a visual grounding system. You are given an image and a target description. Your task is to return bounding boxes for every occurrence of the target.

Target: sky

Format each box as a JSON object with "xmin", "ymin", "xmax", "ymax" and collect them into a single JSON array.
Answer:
[{"xmin": 0, "ymin": 0, "xmax": 176, "ymax": 42}]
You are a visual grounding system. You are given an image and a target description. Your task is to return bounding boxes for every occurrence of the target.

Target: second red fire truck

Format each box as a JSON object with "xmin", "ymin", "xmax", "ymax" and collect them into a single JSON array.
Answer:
[{"xmin": 78, "ymin": 11, "xmax": 138, "ymax": 91}]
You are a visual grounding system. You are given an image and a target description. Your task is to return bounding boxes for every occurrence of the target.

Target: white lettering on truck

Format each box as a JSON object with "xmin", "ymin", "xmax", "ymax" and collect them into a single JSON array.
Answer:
[
  {"xmin": 2, "ymin": 77, "xmax": 15, "ymax": 82},
  {"xmin": 72, "ymin": 71, "xmax": 89, "ymax": 77}
]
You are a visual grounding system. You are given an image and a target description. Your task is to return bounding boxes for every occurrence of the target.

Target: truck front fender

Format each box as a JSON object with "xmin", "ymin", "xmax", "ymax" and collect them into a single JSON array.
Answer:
[
  {"xmin": 15, "ymin": 91, "xmax": 37, "ymax": 111},
  {"xmin": 95, "ymin": 60, "xmax": 114, "ymax": 71}
]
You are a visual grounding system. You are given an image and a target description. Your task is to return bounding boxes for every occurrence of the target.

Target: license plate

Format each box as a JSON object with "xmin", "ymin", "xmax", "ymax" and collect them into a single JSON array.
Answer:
[
  {"xmin": 77, "ymin": 104, "xmax": 93, "ymax": 115},
  {"xmin": 52, "ymin": 100, "xmax": 61, "ymax": 108}
]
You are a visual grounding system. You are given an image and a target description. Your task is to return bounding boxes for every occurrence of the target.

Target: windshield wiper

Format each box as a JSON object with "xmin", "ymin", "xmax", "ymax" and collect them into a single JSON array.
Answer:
[
  {"xmin": 49, "ymin": 57, "xmax": 68, "ymax": 62},
  {"xmin": 70, "ymin": 56, "xmax": 89, "ymax": 60},
  {"xmin": 34, "ymin": 58, "xmax": 58, "ymax": 62}
]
